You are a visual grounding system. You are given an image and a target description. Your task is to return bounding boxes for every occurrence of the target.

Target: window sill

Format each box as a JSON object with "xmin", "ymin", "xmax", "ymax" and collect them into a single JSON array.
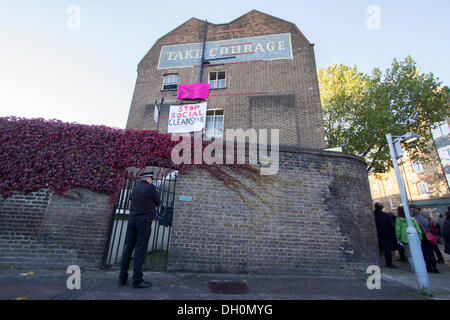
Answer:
[
  {"xmin": 204, "ymin": 136, "xmax": 224, "ymax": 141},
  {"xmin": 209, "ymin": 87, "xmax": 227, "ymax": 90}
]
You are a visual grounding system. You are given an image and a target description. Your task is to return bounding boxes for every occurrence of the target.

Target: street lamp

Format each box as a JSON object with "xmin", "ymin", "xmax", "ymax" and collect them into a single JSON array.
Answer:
[
  {"xmin": 386, "ymin": 132, "xmax": 432, "ymax": 295},
  {"xmin": 402, "ymin": 132, "xmax": 421, "ymax": 144}
]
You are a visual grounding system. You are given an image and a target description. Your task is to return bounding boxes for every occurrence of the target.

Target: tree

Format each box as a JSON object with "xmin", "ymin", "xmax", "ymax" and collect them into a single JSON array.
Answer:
[{"xmin": 318, "ymin": 56, "xmax": 450, "ymax": 173}]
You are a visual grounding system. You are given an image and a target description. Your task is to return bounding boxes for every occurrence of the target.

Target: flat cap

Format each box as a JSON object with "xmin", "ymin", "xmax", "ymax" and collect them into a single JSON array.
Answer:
[{"xmin": 140, "ymin": 171, "xmax": 154, "ymax": 179}]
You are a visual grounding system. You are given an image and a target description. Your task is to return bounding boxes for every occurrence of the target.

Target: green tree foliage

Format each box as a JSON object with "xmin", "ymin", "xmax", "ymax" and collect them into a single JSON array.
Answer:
[{"xmin": 318, "ymin": 56, "xmax": 450, "ymax": 173}]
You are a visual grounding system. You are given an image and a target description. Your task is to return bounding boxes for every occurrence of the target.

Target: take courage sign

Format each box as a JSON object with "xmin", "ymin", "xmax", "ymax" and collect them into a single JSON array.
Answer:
[{"xmin": 158, "ymin": 33, "xmax": 293, "ymax": 69}]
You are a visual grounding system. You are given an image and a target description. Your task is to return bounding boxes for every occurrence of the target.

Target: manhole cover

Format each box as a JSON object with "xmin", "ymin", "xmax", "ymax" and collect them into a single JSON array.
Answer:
[{"xmin": 206, "ymin": 280, "xmax": 250, "ymax": 294}]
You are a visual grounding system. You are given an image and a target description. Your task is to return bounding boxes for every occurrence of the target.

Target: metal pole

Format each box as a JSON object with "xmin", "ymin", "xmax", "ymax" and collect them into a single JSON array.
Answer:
[
  {"xmin": 164, "ymin": 174, "xmax": 177, "ymax": 270},
  {"xmin": 399, "ymin": 160, "xmax": 412, "ymax": 201},
  {"xmin": 199, "ymin": 19, "xmax": 208, "ymax": 83},
  {"xmin": 386, "ymin": 133, "xmax": 431, "ymax": 295}
]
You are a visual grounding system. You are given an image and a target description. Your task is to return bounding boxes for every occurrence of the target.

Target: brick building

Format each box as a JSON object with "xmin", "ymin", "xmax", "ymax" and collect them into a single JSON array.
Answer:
[
  {"xmin": 0, "ymin": 11, "xmax": 380, "ymax": 275},
  {"xmin": 126, "ymin": 10, "xmax": 325, "ymax": 149}
]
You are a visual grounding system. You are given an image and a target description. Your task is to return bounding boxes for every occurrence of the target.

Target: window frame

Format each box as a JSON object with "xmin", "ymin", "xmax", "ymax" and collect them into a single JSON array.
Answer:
[
  {"xmin": 208, "ymin": 71, "xmax": 226, "ymax": 90},
  {"xmin": 412, "ymin": 160, "xmax": 424, "ymax": 173},
  {"xmin": 385, "ymin": 180, "xmax": 393, "ymax": 190},
  {"xmin": 389, "ymin": 197, "xmax": 396, "ymax": 209},
  {"xmin": 162, "ymin": 74, "xmax": 179, "ymax": 91},
  {"xmin": 431, "ymin": 120, "xmax": 449, "ymax": 138},
  {"xmin": 204, "ymin": 108, "xmax": 224, "ymax": 140},
  {"xmin": 417, "ymin": 181, "xmax": 431, "ymax": 195}
]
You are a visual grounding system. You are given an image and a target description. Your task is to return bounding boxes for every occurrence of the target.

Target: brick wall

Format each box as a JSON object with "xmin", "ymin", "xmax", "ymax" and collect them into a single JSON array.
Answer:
[
  {"xmin": 0, "ymin": 188, "xmax": 113, "ymax": 269},
  {"xmin": 126, "ymin": 10, "xmax": 325, "ymax": 149},
  {"xmin": 0, "ymin": 151, "xmax": 378, "ymax": 275},
  {"xmin": 168, "ymin": 147, "xmax": 379, "ymax": 276}
]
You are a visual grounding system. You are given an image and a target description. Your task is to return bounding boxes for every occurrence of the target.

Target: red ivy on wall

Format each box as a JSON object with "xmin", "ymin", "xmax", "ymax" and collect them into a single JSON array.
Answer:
[{"xmin": 0, "ymin": 117, "xmax": 263, "ymax": 201}]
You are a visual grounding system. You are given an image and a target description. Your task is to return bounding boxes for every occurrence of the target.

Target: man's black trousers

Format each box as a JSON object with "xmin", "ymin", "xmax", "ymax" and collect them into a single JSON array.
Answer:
[
  {"xmin": 421, "ymin": 237, "xmax": 437, "ymax": 272},
  {"xmin": 119, "ymin": 217, "xmax": 152, "ymax": 284}
]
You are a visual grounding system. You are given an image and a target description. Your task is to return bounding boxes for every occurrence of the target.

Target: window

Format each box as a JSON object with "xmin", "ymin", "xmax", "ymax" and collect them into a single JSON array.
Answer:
[
  {"xmin": 204, "ymin": 109, "xmax": 224, "ymax": 139},
  {"xmin": 209, "ymin": 71, "xmax": 226, "ymax": 89},
  {"xmin": 412, "ymin": 160, "xmax": 424, "ymax": 173},
  {"xmin": 417, "ymin": 181, "xmax": 430, "ymax": 195},
  {"xmin": 431, "ymin": 120, "xmax": 449, "ymax": 138},
  {"xmin": 389, "ymin": 197, "xmax": 396, "ymax": 209},
  {"xmin": 163, "ymin": 74, "xmax": 178, "ymax": 90},
  {"xmin": 386, "ymin": 180, "xmax": 392, "ymax": 190}
]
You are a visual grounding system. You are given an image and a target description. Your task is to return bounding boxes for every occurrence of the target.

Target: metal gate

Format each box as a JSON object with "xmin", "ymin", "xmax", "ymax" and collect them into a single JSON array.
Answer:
[{"xmin": 103, "ymin": 171, "xmax": 177, "ymax": 271}]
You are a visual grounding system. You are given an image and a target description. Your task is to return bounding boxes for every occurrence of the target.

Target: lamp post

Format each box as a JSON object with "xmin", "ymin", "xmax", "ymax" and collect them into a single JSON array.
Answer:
[{"xmin": 386, "ymin": 132, "xmax": 432, "ymax": 295}]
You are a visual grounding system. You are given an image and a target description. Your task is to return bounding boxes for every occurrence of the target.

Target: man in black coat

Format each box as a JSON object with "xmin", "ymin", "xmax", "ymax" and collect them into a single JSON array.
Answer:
[
  {"xmin": 444, "ymin": 207, "xmax": 450, "ymax": 256},
  {"xmin": 119, "ymin": 172, "xmax": 161, "ymax": 288},
  {"xmin": 373, "ymin": 202, "xmax": 397, "ymax": 268}
]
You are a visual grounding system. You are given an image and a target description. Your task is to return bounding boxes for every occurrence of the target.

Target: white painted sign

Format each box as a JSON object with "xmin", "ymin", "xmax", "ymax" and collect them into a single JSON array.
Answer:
[
  {"xmin": 168, "ymin": 102, "xmax": 207, "ymax": 133},
  {"xmin": 158, "ymin": 33, "xmax": 293, "ymax": 69}
]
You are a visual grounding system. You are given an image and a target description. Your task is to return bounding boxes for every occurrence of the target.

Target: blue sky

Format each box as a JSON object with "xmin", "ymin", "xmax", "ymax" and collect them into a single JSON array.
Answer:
[{"xmin": 1, "ymin": 1, "xmax": 449, "ymax": 128}]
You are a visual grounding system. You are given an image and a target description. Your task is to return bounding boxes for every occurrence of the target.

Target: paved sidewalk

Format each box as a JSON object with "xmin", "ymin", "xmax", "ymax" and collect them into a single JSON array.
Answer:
[
  {"xmin": 0, "ymin": 266, "xmax": 432, "ymax": 300},
  {"xmin": 381, "ymin": 260, "xmax": 450, "ymax": 300},
  {"xmin": 2, "ymin": 246, "xmax": 449, "ymax": 300},
  {"xmin": 379, "ymin": 244, "xmax": 450, "ymax": 299}
]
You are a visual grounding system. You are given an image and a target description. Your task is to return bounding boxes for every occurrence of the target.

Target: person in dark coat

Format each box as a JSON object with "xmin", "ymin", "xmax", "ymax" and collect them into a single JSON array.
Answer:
[
  {"xmin": 412, "ymin": 205, "xmax": 438, "ymax": 273},
  {"xmin": 429, "ymin": 216, "xmax": 445, "ymax": 264},
  {"xmin": 444, "ymin": 207, "xmax": 450, "ymax": 256},
  {"xmin": 387, "ymin": 211, "xmax": 407, "ymax": 262},
  {"xmin": 373, "ymin": 202, "xmax": 397, "ymax": 268},
  {"xmin": 119, "ymin": 172, "xmax": 161, "ymax": 288}
]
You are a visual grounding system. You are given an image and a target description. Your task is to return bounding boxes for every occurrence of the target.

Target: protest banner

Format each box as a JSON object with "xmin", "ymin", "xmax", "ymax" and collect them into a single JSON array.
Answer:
[{"xmin": 168, "ymin": 102, "xmax": 207, "ymax": 133}]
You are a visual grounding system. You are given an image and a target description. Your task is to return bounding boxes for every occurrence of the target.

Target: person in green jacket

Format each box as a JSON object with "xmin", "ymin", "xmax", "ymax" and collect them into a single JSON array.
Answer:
[{"xmin": 395, "ymin": 206, "xmax": 422, "ymax": 272}]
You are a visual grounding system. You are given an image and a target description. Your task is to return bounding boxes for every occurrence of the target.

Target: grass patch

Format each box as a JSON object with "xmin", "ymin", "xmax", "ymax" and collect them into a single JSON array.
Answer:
[{"xmin": 417, "ymin": 288, "xmax": 432, "ymax": 297}]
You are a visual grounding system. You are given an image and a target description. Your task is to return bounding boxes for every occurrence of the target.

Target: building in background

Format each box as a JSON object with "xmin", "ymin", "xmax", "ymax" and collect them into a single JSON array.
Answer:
[
  {"xmin": 369, "ymin": 119, "xmax": 450, "ymax": 221},
  {"xmin": 431, "ymin": 118, "xmax": 450, "ymax": 189}
]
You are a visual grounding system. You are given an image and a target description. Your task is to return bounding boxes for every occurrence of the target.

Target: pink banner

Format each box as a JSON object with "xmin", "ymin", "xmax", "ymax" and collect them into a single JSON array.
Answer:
[{"xmin": 177, "ymin": 83, "xmax": 210, "ymax": 100}]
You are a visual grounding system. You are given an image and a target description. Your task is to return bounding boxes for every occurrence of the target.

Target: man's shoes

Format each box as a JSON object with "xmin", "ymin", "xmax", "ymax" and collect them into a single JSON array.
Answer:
[
  {"xmin": 430, "ymin": 268, "xmax": 439, "ymax": 274},
  {"xmin": 437, "ymin": 259, "xmax": 445, "ymax": 264},
  {"xmin": 119, "ymin": 276, "xmax": 128, "ymax": 286},
  {"xmin": 133, "ymin": 281, "xmax": 152, "ymax": 289},
  {"xmin": 386, "ymin": 264, "xmax": 398, "ymax": 269}
]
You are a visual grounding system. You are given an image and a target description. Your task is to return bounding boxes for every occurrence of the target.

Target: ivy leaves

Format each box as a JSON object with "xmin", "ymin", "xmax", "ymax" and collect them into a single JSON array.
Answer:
[{"xmin": 0, "ymin": 118, "xmax": 182, "ymax": 199}]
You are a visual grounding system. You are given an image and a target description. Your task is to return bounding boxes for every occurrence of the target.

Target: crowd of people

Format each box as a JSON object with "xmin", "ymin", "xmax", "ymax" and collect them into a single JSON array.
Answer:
[{"xmin": 374, "ymin": 203, "xmax": 450, "ymax": 274}]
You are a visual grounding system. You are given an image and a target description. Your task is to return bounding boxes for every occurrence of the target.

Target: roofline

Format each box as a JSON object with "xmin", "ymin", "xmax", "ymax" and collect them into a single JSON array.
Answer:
[
  {"xmin": 137, "ymin": 10, "xmax": 313, "ymax": 67},
  {"xmin": 229, "ymin": 9, "xmax": 312, "ymax": 46},
  {"xmin": 138, "ymin": 17, "xmax": 212, "ymax": 67}
]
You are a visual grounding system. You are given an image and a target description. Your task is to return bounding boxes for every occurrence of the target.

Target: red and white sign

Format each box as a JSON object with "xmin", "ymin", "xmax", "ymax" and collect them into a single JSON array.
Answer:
[{"xmin": 168, "ymin": 102, "xmax": 207, "ymax": 133}]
